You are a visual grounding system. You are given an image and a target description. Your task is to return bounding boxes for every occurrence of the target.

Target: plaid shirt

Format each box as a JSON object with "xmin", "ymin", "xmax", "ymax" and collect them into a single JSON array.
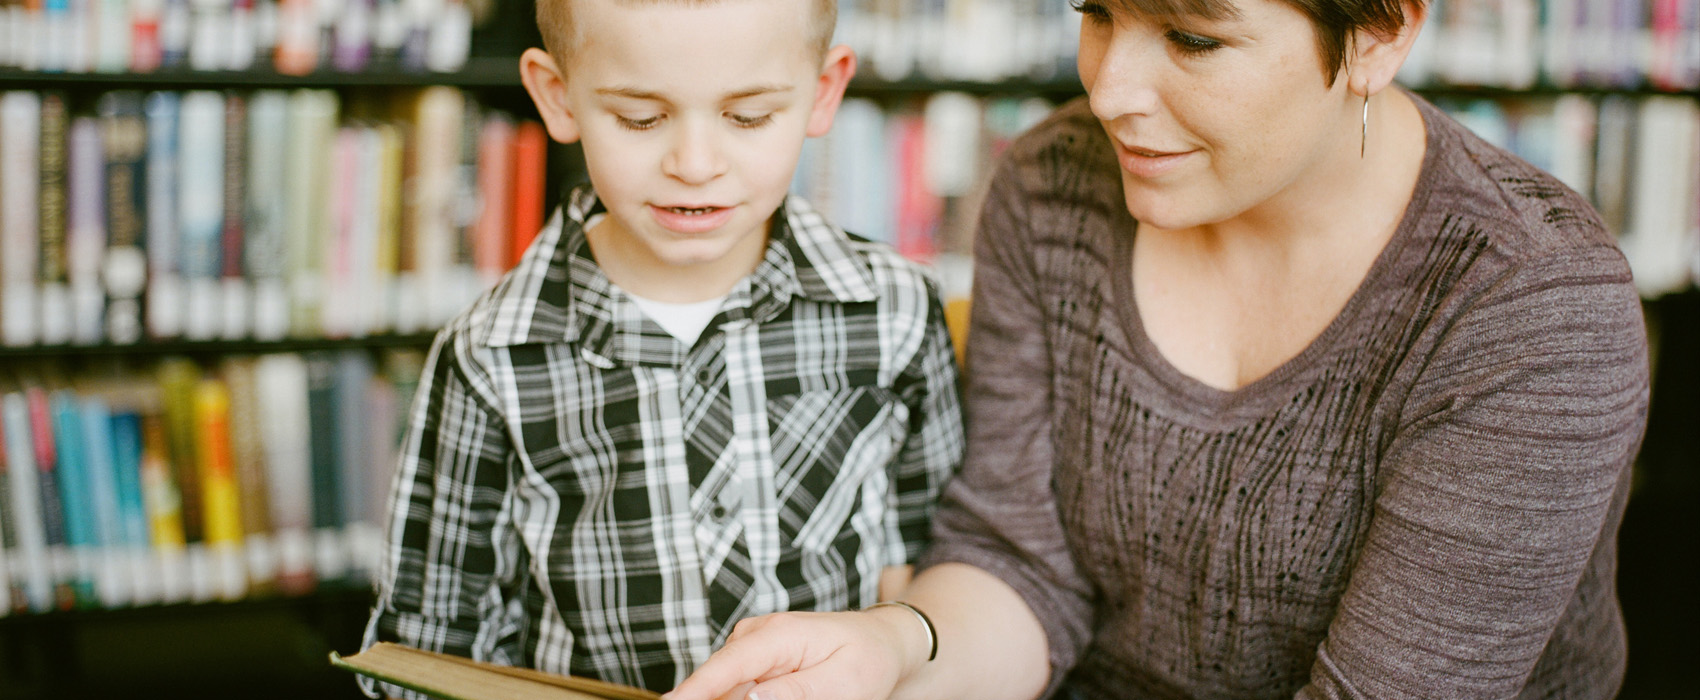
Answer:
[{"xmin": 362, "ymin": 186, "xmax": 964, "ymax": 694}]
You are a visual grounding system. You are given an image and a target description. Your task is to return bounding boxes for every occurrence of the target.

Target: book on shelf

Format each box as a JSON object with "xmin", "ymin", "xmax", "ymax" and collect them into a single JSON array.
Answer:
[
  {"xmin": 331, "ymin": 642, "xmax": 663, "ymax": 700},
  {"xmin": 2, "ymin": 91, "xmax": 41, "ymax": 347},
  {"xmin": 145, "ymin": 90, "xmax": 185, "ymax": 340},
  {"xmin": 99, "ymin": 90, "xmax": 150, "ymax": 346},
  {"xmin": 38, "ymin": 91, "xmax": 71, "ymax": 346},
  {"xmin": 3, "ymin": 392, "xmax": 52, "ymax": 612},
  {"xmin": 66, "ymin": 116, "xmax": 106, "ymax": 346}
]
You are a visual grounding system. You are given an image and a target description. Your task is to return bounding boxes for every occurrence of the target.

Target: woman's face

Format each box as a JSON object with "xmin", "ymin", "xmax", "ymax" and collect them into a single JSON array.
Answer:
[{"xmin": 1076, "ymin": 0, "xmax": 1359, "ymax": 231}]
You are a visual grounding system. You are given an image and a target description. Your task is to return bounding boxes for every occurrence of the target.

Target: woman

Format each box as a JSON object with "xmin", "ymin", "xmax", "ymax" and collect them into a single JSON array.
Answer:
[{"xmin": 666, "ymin": 1, "xmax": 1648, "ymax": 698}]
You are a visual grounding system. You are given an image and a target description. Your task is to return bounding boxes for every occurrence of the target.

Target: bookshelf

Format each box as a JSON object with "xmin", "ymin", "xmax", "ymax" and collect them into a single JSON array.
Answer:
[{"xmin": 0, "ymin": 1, "xmax": 1695, "ymax": 700}]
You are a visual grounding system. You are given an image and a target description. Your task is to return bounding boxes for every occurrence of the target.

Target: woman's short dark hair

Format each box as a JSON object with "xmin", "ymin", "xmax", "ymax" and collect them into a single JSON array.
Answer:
[{"xmin": 1098, "ymin": 0, "xmax": 1421, "ymax": 84}]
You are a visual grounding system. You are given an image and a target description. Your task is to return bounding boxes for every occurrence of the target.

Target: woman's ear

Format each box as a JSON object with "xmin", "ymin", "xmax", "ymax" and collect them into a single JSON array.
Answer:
[
  {"xmin": 520, "ymin": 47, "xmax": 582, "ymax": 144},
  {"xmin": 1346, "ymin": 0, "xmax": 1430, "ymax": 97},
  {"xmin": 805, "ymin": 45, "xmax": 858, "ymax": 138}
]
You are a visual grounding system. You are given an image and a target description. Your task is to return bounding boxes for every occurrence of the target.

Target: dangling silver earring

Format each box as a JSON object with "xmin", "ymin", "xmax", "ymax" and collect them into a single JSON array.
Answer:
[{"xmin": 1360, "ymin": 93, "xmax": 1370, "ymax": 159}]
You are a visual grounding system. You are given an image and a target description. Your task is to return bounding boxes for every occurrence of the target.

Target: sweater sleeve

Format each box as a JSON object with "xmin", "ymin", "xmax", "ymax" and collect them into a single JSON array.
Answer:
[
  {"xmin": 1298, "ymin": 248, "xmax": 1648, "ymax": 699},
  {"xmin": 917, "ymin": 154, "xmax": 1098, "ymax": 696}
]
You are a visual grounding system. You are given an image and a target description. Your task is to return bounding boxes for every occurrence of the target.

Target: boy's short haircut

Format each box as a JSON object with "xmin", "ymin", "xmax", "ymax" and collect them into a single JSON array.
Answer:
[{"xmin": 537, "ymin": 0, "xmax": 840, "ymax": 62}]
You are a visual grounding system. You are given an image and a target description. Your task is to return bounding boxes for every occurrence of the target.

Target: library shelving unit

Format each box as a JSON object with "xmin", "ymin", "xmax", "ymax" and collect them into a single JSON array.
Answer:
[{"xmin": 2, "ymin": 3, "xmax": 1694, "ymax": 700}]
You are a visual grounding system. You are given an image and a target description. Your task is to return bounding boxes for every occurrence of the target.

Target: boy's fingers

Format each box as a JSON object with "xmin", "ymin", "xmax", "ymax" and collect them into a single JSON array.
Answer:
[{"xmin": 745, "ymin": 663, "xmax": 874, "ymax": 700}]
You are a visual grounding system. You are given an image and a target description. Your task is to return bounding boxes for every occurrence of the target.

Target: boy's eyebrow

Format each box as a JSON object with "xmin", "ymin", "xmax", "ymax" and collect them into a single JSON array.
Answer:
[{"xmin": 594, "ymin": 84, "xmax": 795, "ymax": 101}]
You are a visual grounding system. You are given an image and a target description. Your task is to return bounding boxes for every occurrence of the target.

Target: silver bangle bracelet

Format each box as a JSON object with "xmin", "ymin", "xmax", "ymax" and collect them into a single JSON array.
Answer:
[{"xmin": 866, "ymin": 600, "xmax": 939, "ymax": 662}]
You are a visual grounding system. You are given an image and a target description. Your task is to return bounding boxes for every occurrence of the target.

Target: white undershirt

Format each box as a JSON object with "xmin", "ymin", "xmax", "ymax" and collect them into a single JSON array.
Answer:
[{"xmin": 628, "ymin": 292, "xmax": 726, "ymax": 347}]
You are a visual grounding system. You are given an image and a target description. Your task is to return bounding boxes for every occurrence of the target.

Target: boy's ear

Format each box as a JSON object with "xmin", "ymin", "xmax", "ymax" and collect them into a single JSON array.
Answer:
[
  {"xmin": 805, "ymin": 45, "xmax": 858, "ymax": 138},
  {"xmin": 1345, "ymin": 0, "xmax": 1428, "ymax": 97},
  {"xmin": 520, "ymin": 48, "xmax": 582, "ymax": 144}
]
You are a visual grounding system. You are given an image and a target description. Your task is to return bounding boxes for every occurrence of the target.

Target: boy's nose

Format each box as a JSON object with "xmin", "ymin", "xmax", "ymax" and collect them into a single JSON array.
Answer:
[{"xmin": 663, "ymin": 124, "xmax": 729, "ymax": 184}]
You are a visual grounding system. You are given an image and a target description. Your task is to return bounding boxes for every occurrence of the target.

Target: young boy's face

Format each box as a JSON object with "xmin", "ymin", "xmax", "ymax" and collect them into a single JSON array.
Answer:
[{"xmin": 521, "ymin": 0, "xmax": 854, "ymax": 301}]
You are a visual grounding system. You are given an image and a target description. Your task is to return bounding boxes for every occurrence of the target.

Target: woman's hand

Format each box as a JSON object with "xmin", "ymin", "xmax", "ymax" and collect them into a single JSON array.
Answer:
[{"xmin": 664, "ymin": 606, "xmax": 929, "ymax": 700}]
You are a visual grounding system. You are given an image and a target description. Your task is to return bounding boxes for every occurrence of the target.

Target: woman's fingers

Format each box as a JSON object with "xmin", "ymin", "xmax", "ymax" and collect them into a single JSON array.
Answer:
[{"xmin": 665, "ymin": 612, "xmax": 901, "ymax": 700}]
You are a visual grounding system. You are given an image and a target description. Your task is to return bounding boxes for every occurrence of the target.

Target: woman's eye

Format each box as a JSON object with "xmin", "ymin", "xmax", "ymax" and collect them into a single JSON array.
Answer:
[
  {"xmin": 729, "ymin": 113, "xmax": 774, "ymax": 128},
  {"xmin": 616, "ymin": 115, "xmax": 662, "ymax": 131},
  {"xmin": 1069, "ymin": 0, "xmax": 1111, "ymax": 24},
  {"xmin": 1166, "ymin": 29, "xmax": 1223, "ymax": 54}
]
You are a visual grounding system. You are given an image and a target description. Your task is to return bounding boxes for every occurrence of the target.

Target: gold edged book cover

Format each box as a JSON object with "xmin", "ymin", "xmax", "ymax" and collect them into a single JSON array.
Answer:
[{"xmin": 330, "ymin": 642, "xmax": 663, "ymax": 700}]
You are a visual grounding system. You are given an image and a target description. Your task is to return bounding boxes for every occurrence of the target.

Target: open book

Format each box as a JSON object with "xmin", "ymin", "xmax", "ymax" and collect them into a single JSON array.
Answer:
[{"xmin": 330, "ymin": 642, "xmax": 663, "ymax": 700}]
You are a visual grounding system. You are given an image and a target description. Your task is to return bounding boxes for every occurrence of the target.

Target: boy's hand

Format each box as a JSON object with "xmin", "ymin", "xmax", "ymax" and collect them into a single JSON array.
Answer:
[{"xmin": 664, "ymin": 607, "xmax": 925, "ymax": 700}]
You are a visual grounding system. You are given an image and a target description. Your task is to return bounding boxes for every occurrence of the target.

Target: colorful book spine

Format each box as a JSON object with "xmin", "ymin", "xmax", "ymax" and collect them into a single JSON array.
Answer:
[
  {"xmin": 38, "ymin": 92, "xmax": 71, "ymax": 346},
  {"xmin": 48, "ymin": 391, "xmax": 97, "ymax": 606},
  {"xmin": 144, "ymin": 91, "xmax": 184, "ymax": 340},
  {"xmin": 67, "ymin": 116, "xmax": 107, "ymax": 346},
  {"xmin": 178, "ymin": 90, "xmax": 225, "ymax": 342},
  {"xmin": 158, "ymin": 0, "xmax": 189, "ymax": 69},
  {"xmin": 193, "ymin": 377, "xmax": 246, "ymax": 600},
  {"xmin": 109, "ymin": 410, "xmax": 157, "ymax": 605},
  {"xmin": 77, "ymin": 397, "xmax": 131, "ymax": 607},
  {"xmin": 1, "ymin": 92, "xmax": 41, "ymax": 346},
  {"xmin": 272, "ymin": 0, "xmax": 316, "ymax": 75},
  {"xmin": 155, "ymin": 358, "xmax": 207, "ymax": 599},
  {"xmin": 130, "ymin": 0, "xmax": 163, "ymax": 72},
  {"xmin": 507, "ymin": 120, "xmax": 547, "ymax": 268},
  {"xmin": 472, "ymin": 113, "xmax": 513, "ymax": 288},
  {"xmin": 98, "ymin": 91, "xmax": 149, "ymax": 346},
  {"xmin": 139, "ymin": 410, "xmax": 188, "ymax": 602},
  {"xmin": 370, "ymin": 123, "xmax": 403, "ymax": 336},
  {"xmin": 0, "ymin": 405, "xmax": 14, "ymax": 614},
  {"xmin": 3, "ymin": 393, "xmax": 51, "ymax": 612}
]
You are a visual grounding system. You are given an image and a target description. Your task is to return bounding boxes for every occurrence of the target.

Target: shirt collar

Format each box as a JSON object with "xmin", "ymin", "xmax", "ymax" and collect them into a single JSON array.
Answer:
[{"xmin": 481, "ymin": 185, "xmax": 880, "ymax": 358}]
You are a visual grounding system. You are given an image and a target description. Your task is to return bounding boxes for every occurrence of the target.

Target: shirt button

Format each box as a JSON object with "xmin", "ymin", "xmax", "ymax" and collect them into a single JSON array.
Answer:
[
  {"xmin": 696, "ymin": 368, "xmax": 714, "ymax": 385},
  {"xmin": 711, "ymin": 504, "xmax": 728, "ymax": 519}
]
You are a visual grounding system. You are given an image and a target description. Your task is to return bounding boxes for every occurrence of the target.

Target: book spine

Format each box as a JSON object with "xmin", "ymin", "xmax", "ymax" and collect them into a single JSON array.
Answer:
[
  {"xmin": 304, "ymin": 352, "xmax": 345, "ymax": 581},
  {"xmin": 226, "ymin": 0, "xmax": 255, "ymax": 70},
  {"xmin": 255, "ymin": 352, "xmax": 315, "ymax": 593},
  {"xmin": 321, "ymin": 126, "xmax": 360, "ymax": 339},
  {"xmin": 222, "ymin": 357, "xmax": 276, "ymax": 590},
  {"xmin": 472, "ymin": 113, "xmax": 513, "ymax": 288},
  {"xmin": 154, "ymin": 357, "xmax": 208, "ymax": 599},
  {"xmin": 507, "ymin": 120, "xmax": 546, "ymax": 267},
  {"xmin": 77, "ymin": 397, "xmax": 131, "ymax": 607},
  {"xmin": 158, "ymin": 0, "xmax": 189, "ymax": 69},
  {"xmin": 370, "ymin": 123, "xmax": 403, "ymax": 335},
  {"xmin": 108, "ymin": 411, "xmax": 158, "ymax": 605},
  {"xmin": 2, "ymin": 393, "xmax": 52, "ymax": 612},
  {"xmin": 138, "ymin": 410, "xmax": 189, "ymax": 602},
  {"xmin": 193, "ymin": 377, "xmax": 246, "ymax": 600},
  {"xmin": 406, "ymin": 86, "xmax": 463, "ymax": 332},
  {"xmin": 286, "ymin": 89, "xmax": 338, "ymax": 337},
  {"xmin": 144, "ymin": 91, "xmax": 184, "ymax": 340},
  {"xmin": 99, "ymin": 91, "xmax": 149, "ymax": 345},
  {"xmin": 178, "ymin": 90, "xmax": 225, "ymax": 342},
  {"xmin": 0, "ymin": 406, "xmax": 14, "ymax": 614},
  {"xmin": 220, "ymin": 92, "xmax": 250, "ymax": 340},
  {"xmin": 49, "ymin": 391, "xmax": 97, "ymax": 607},
  {"xmin": 246, "ymin": 90, "xmax": 291, "ymax": 341},
  {"xmin": 67, "ymin": 116, "xmax": 107, "ymax": 346},
  {"xmin": 95, "ymin": 0, "xmax": 129, "ymax": 72},
  {"xmin": 130, "ymin": 0, "xmax": 163, "ymax": 72},
  {"xmin": 38, "ymin": 92, "xmax": 71, "ymax": 346},
  {"xmin": 1, "ymin": 92, "xmax": 41, "ymax": 346},
  {"xmin": 273, "ymin": 0, "xmax": 316, "ymax": 75},
  {"xmin": 333, "ymin": 350, "xmax": 375, "ymax": 582}
]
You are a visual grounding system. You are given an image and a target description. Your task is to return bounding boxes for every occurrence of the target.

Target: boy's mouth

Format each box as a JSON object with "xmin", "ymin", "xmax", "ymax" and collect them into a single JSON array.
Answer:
[
  {"xmin": 665, "ymin": 206, "xmax": 722, "ymax": 216},
  {"xmin": 650, "ymin": 203, "xmax": 736, "ymax": 234}
]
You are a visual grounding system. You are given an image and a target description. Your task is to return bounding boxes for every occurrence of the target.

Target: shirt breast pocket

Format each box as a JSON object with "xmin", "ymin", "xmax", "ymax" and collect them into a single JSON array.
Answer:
[{"xmin": 764, "ymin": 386, "xmax": 908, "ymax": 553}]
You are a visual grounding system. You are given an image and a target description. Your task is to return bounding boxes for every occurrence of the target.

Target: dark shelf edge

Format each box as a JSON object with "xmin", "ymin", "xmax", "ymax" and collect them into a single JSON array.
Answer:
[
  {"xmin": 0, "ymin": 333, "xmax": 438, "ymax": 360},
  {"xmin": 0, "ymin": 583, "xmax": 375, "ymax": 628}
]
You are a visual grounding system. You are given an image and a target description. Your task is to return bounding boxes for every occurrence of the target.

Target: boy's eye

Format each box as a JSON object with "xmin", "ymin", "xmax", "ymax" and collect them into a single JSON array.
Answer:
[
  {"xmin": 1069, "ymin": 0, "xmax": 1111, "ymax": 24},
  {"xmin": 1166, "ymin": 29, "xmax": 1223, "ymax": 54},
  {"xmin": 616, "ymin": 115, "xmax": 663, "ymax": 131},
  {"xmin": 728, "ymin": 112, "xmax": 774, "ymax": 128}
]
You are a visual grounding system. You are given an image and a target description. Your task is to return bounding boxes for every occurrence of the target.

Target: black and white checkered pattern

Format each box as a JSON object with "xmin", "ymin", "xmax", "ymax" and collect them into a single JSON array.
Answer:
[{"xmin": 362, "ymin": 186, "xmax": 964, "ymax": 694}]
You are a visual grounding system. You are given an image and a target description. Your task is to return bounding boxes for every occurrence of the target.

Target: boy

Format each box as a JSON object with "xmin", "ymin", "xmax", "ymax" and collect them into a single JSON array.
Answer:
[{"xmin": 360, "ymin": 0, "xmax": 964, "ymax": 695}]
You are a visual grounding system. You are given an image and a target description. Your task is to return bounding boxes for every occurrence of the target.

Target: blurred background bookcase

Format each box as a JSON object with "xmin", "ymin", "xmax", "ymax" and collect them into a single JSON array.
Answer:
[{"xmin": 0, "ymin": 1, "xmax": 1695, "ymax": 699}]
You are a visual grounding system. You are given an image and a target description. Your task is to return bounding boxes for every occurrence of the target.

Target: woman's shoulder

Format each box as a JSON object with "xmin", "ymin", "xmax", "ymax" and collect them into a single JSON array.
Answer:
[{"xmin": 1411, "ymin": 93, "xmax": 1622, "ymax": 269}]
